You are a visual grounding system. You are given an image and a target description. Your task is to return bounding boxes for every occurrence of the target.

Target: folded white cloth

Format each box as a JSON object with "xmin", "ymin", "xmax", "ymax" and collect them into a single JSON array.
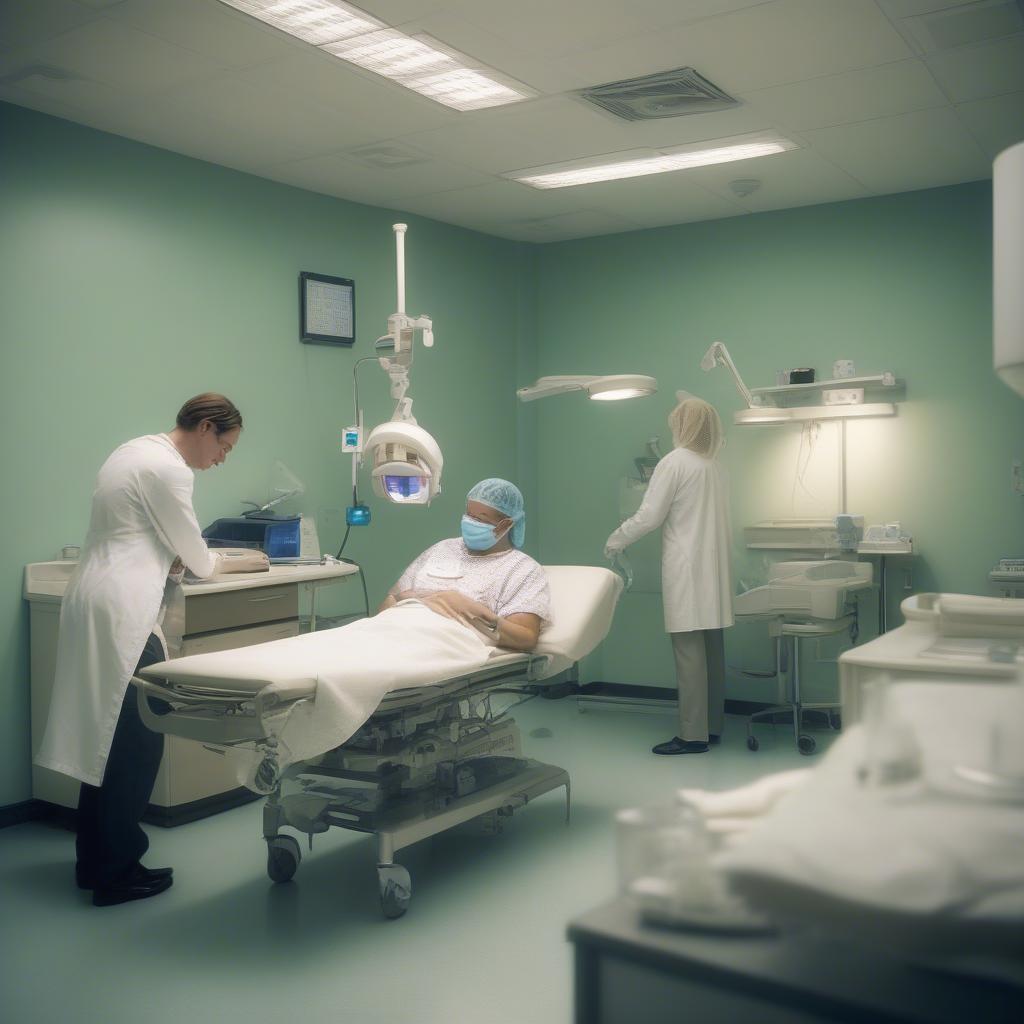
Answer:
[
  {"xmin": 716, "ymin": 682, "xmax": 1024, "ymax": 923},
  {"xmin": 678, "ymin": 769, "xmax": 810, "ymax": 822}
]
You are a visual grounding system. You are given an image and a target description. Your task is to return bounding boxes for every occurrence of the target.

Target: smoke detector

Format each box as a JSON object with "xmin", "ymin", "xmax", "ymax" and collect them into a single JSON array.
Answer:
[{"xmin": 577, "ymin": 66, "xmax": 739, "ymax": 122}]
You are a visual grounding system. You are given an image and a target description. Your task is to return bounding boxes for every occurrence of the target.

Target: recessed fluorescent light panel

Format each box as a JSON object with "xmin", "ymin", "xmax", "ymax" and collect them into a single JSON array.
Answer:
[
  {"xmin": 218, "ymin": 0, "xmax": 534, "ymax": 110},
  {"xmin": 508, "ymin": 133, "xmax": 799, "ymax": 189}
]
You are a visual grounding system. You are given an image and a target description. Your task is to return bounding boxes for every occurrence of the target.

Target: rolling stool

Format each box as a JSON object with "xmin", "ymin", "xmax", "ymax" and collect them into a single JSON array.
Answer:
[{"xmin": 746, "ymin": 615, "xmax": 855, "ymax": 755}]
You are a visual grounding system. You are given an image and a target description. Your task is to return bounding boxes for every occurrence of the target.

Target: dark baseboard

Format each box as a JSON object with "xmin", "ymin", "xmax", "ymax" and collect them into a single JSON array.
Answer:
[
  {"xmin": 0, "ymin": 799, "xmax": 53, "ymax": 829},
  {"xmin": 577, "ymin": 681, "xmax": 769, "ymax": 717},
  {"xmin": 142, "ymin": 787, "xmax": 261, "ymax": 828},
  {"xmin": 3, "ymin": 787, "xmax": 260, "ymax": 831}
]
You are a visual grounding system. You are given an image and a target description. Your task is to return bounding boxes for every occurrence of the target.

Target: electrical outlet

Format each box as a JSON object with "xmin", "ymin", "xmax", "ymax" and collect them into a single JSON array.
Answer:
[{"xmin": 1012, "ymin": 460, "xmax": 1023, "ymax": 496}]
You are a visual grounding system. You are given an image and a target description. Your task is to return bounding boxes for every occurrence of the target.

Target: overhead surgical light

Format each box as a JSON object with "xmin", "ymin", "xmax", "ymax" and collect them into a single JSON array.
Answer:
[
  {"xmin": 517, "ymin": 374, "xmax": 657, "ymax": 402},
  {"xmin": 364, "ymin": 419, "xmax": 443, "ymax": 504},
  {"xmin": 345, "ymin": 224, "xmax": 442, "ymax": 523}
]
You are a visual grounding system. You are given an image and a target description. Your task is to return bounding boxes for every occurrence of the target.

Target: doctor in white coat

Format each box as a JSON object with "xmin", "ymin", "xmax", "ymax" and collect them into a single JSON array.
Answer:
[
  {"xmin": 36, "ymin": 393, "xmax": 267, "ymax": 906},
  {"xmin": 605, "ymin": 397, "xmax": 733, "ymax": 755}
]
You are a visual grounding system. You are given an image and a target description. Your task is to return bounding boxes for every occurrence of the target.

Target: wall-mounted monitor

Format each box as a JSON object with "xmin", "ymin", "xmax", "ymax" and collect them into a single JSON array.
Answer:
[{"xmin": 300, "ymin": 271, "xmax": 355, "ymax": 347}]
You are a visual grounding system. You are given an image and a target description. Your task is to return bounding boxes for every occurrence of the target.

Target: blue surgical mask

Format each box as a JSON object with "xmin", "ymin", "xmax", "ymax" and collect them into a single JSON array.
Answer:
[{"xmin": 461, "ymin": 515, "xmax": 506, "ymax": 551}]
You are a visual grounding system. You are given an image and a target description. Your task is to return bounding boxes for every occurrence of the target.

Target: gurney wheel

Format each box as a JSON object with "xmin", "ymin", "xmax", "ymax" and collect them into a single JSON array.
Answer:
[
  {"xmin": 266, "ymin": 835, "xmax": 301, "ymax": 883},
  {"xmin": 377, "ymin": 864, "xmax": 412, "ymax": 919},
  {"xmin": 798, "ymin": 735, "xmax": 816, "ymax": 756},
  {"xmin": 746, "ymin": 735, "xmax": 759, "ymax": 751}
]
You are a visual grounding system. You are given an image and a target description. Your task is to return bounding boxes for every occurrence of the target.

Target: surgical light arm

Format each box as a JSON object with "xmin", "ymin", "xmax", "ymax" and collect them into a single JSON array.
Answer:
[
  {"xmin": 375, "ymin": 223, "xmax": 434, "ymax": 419},
  {"xmin": 701, "ymin": 341, "xmax": 757, "ymax": 408},
  {"xmin": 351, "ymin": 223, "xmax": 443, "ymax": 507}
]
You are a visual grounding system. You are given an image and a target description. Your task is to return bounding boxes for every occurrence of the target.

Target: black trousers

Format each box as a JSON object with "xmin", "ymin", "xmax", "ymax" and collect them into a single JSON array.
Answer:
[{"xmin": 76, "ymin": 634, "xmax": 165, "ymax": 886}]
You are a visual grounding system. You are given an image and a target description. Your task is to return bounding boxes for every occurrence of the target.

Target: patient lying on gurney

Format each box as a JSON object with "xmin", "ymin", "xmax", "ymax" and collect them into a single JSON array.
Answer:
[
  {"xmin": 231, "ymin": 479, "xmax": 549, "ymax": 790},
  {"xmin": 378, "ymin": 477, "xmax": 550, "ymax": 652}
]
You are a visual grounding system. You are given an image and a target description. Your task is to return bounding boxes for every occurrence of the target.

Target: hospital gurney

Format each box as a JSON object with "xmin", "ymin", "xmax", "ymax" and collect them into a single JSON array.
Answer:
[{"xmin": 134, "ymin": 565, "xmax": 621, "ymax": 917}]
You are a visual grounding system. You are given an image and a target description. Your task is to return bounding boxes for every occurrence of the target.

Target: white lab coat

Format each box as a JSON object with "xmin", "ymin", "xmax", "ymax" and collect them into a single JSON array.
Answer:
[
  {"xmin": 35, "ymin": 434, "xmax": 219, "ymax": 786},
  {"xmin": 607, "ymin": 446, "xmax": 734, "ymax": 633}
]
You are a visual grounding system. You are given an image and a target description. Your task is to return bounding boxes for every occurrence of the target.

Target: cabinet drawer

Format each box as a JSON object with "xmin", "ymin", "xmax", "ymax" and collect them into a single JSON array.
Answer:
[
  {"xmin": 180, "ymin": 619, "xmax": 300, "ymax": 657},
  {"xmin": 185, "ymin": 584, "xmax": 298, "ymax": 634}
]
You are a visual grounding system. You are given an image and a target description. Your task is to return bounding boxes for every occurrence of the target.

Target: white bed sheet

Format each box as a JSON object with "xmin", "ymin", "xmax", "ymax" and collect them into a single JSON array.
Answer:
[{"xmin": 139, "ymin": 564, "xmax": 621, "ymax": 697}]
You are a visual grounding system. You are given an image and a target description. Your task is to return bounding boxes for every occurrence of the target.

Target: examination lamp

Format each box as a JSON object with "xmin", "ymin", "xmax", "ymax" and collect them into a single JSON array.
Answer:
[
  {"xmin": 517, "ymin": 374, "xmax": 658, "ymax": 402},
  {"xmin": 346, "ymin": 223, "xmax": 443, "ymax": 520},
  {"xmin": 365, "ymin": 419, "xmax": 443, "ymax": 505}
]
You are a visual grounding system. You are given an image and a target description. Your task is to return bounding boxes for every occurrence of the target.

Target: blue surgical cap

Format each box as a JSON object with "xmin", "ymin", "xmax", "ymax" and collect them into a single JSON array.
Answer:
[{"xmin": 467, "ymin": 478, "xmax": 526, "ymax": 548}]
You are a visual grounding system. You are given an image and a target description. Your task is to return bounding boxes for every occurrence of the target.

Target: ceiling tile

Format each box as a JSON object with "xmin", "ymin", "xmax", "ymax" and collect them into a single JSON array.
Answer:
[
  {"xmin": 0, "ymin": 65, "xmax": 123, "ymax": 110},
  {"xmin": 401, "ymin": 95, "xmax": 774, "ymax": 177},
  {"xmin": 397, "ymin": 179, "xmax": 590, "ymax": 225},
  {"xmin": 231, "ymin": 51, "xmax": 457, "ymax": 136},
  {"xmin": 925, "ymin": 34, "xmax": 1024, "ymax": 102},
  {"xmin": 559, "ymin": 0, "xmax": 915, "ymax": 94},
  {"xmin": 108, "ymin": 0, "xmax": 291, "ymax": 70},
  {"xmin": 0, "ymin": 0, "xmax": 96, "ymax": 53},
  {"xmin": 369, "ymin": 10, "xmax": 584, "ymax": 94},
  {"xmin": 263, "ymin": 149, "xmax": 494, "ymax": 205},
  {"xmin": 875, "ymin": 0, "xmax": 968, "ymax": 17},
  {"xmin": 626, "ymin": 1, "xmax": 778, "ymax": 29},
  {"xmin": 955, "ymin": 90, "xmax": 1024, "ymax": 158},
  {"xmin": 353, "ymin": 1, "xmax": 446, "ymax": 23},
  {"xmin": 499, "ymin": 209, "xmax": 646, "ymax": 243},
  {"xmin": 802, "ymin": 105, "xmax": 992, "ymax": 192},
  {"xmin": 442, "ymin": 0, "xmax": 657, "ymax": 59},
  {"xmin": 743, "ymin": 59, "xmax": 948, "ymax": 131},
  {"xmin": 685, "ymin": 147, "xmax": 872, "ymax": 213},
  {"xmin": 0, "ymin": 18, "xmax": 226, "ymax": 95},
  {"xmin": 567, "ymin": 173, "xmax": 745, "ymax": 228}
]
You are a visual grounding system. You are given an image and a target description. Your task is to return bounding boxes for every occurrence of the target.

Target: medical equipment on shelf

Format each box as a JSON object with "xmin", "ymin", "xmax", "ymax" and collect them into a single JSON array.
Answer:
[
  {"xmin": 517, "ymin": 374, "xmax": 657, "ymax": 402},
  {"xmin": 203, "ymin": 515, "xmax": 301, "ymax": 559},
  {"xmin": 348, "ymin": 223, "xmax": 442, "ymax": 511},
  {"xmin": 736, "ymin": 560, "xmax": 872, "ymax": 754},
  {"xmin": 994, "ymin": 139, "xmax": 1024, "ymax": 396},
  {"xmin": 991, "ymin": 558, "xmax": 1024, "ymax": 597},
  {"xmin": 132, "ymin": 566, "xmax": 621, "ymax": 918},
  {"xmin": 734, "ymin": 560, "xmax": 872, "ymax": 621},
  {"xmin": 833, "ymin": 513, "xmax": 864, "ymax": 551}
]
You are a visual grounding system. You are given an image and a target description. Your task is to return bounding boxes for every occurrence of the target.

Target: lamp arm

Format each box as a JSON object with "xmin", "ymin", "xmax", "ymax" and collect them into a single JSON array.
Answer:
[
  {"xmin": 701, "ymin": 341, "xmax": 755, "ymax": 407},
  {"xmin": 516, "ymin": 375, "xmax": 596, "ymax": 402}
]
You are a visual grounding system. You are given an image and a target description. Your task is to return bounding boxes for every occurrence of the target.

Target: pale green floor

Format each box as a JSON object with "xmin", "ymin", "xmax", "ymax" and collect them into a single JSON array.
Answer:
[{"xmin": 1, "ymin": 702, "xmax": 830, "ymax": 1024}]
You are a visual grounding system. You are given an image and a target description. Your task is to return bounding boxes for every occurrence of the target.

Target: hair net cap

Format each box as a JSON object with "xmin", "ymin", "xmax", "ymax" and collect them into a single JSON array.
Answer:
[
  {"xmin": 668, "ymin": 398, "xmax": 724, "ymax": 458},
  {"xmin": 467, "ymin": 478, "xmax": 526, "ymax": 548}
]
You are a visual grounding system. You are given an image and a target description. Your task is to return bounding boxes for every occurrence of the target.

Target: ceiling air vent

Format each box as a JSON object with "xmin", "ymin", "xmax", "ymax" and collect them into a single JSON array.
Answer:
[{"xmin": 577, "ymin": 67, "xmax": 738, "ymax": 122}]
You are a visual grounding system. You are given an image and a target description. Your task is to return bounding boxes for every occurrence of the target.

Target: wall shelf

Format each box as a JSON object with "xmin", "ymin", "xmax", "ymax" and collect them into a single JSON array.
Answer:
[
  {"xmin": 735, "ymin": 370, "xmax": 902, "ymax": 425},
  {"xmin": 750, "ymin": 373, "xmax": 899, "ymax": 398}
]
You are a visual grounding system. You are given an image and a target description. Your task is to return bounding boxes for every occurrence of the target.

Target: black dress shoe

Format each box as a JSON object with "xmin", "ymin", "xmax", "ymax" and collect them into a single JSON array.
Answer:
[
  {"xmin": 708, "ymin": 734, "xmax": 722, "ymax": 745},
  {"xmin": 77, "ymin": 863, "xmax": 173, "ymax": 890},
  {"xmin": 93, "ymin": 866, "xmax": 173, "ymax": 907},
  {"xmin": 652, "ymin": 737, "xmax": 709, "ymax": 755}
]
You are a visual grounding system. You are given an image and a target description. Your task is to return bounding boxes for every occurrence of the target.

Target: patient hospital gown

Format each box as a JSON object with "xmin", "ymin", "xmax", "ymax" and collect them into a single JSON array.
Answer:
[{"xmin": 393, "ymin": 538, "xmax": 551, "ymax": 625}]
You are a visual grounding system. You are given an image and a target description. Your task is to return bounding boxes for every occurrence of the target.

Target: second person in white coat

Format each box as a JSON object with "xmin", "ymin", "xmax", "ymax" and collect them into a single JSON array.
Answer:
[{"xmin": 605, "ymin": 398, "xmax": 734, "ymax": 755}]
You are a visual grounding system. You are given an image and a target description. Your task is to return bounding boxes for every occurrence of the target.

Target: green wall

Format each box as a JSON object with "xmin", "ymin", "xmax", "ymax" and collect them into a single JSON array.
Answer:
[
  {"xmin": 530, "ymin": 183, "xmax": 1023, "ymax": 699},
  {"xmin": 3, "ymin": 101, "xmax": 1019, "ymax": 808},
  {"xmin": 0, "ymin": 102, "xmax": 534, "ymax": 806}
]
